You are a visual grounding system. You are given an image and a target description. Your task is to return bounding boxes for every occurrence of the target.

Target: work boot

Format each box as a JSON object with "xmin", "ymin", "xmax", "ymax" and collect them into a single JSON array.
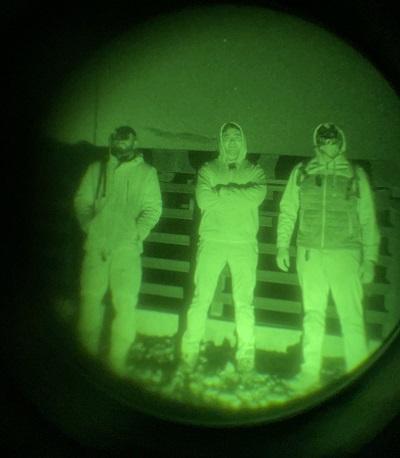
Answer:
[
  {"xmin": 107, "ymin": 349, "xmax": 131, "ymax": 378},
  {"xmin": 107, "ymin": 359, "xmax": 130, "ymax": 378},
  {"xmin": 236, "ymin": 348, "xmax": 255, "ymax": 373},
  {"xmin": 180, "ymin": 352, "xmax": 198, "ymax": 372},
  {"xmin": 286, "ymin": 371, "xmax": 320, "ymax": 394}
]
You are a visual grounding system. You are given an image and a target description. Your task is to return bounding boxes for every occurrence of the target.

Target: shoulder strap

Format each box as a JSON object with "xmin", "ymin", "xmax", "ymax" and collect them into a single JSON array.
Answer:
[
  {"xmin": 296, "ymin": 160, "xmax": 310, "ymax": 186},
  {"xmin": 346, "ymin": 161, "xmax": 360, "ymax": 198},
  {"xmin": 95, "ymin": 160, "xmax": 107, "ymax": 199}
]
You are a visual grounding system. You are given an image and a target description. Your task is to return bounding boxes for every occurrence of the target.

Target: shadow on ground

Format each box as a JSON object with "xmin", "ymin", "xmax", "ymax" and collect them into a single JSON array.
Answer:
[{"xmin": 124, "ymin": 334, "xmax": 345, "ymax": 411}]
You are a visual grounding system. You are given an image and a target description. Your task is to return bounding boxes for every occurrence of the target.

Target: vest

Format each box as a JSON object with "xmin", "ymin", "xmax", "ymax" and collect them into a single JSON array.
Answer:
[{"xmin": 296, "ymin": 160, "xmax": 362, "ymax": 249}]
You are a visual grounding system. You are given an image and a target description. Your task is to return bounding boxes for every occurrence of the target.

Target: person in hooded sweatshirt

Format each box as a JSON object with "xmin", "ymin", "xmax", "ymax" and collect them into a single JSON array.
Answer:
[
  {"xmin": 180, "ymin": 122, "xmax": 267, "ymax": 372},
  {"xmin": 74, "ymin": 126, "xmax": 162, "ymax": 375},
  {"xmin": 276, "ymin": 122, "xmax": 380, "ymax": 390}
]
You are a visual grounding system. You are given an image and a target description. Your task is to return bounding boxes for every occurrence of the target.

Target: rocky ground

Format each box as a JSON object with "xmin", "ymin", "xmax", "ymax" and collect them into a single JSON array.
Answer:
[{"xmin": 125, "ymin": 334, "xmax": 345, "ymax": 411}]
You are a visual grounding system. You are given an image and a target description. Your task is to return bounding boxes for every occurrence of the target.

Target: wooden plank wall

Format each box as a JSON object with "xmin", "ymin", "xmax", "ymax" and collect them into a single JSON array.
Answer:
[{"xmin": 138, "ymin": 150, "xmax": 399, "ymax": 347}]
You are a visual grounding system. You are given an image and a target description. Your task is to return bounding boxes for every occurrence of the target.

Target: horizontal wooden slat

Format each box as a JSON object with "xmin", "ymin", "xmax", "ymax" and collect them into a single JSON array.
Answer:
[
  {"xmin": 145, "ymin": 236, "xmax": 392, "ymax": 271},
  {"xmin": 140, "ymin": 282, "xmax": 184, "ymax": 299},
  {"xmin": 259, "ymin": 216, "xmax": 273, "ymax": 227},
  {"xmin": 257, "ymin": 270, "xmax": 299, "ymax": 285},
  {"xmin": 265, "ymin": 185, "xmax": 286, "ymax": 193},
  {"xmin": 146, "ymin": 235, "xmax": 292, "ymax": 255},
  {"xmin": 142, "ymin": 256, "xmax": 189, "ymax": 272},
  {"xmin": 145, "ymin": 239, "xmax": 295, "ymax": 256},
  {"xmin": 139, "ymin": 283, "xmax": 387, "ymax": 327},
  {"xmin": 366, "ymin": 283, "xmax": 391, "ymax": 295},
  {"xmin": 260, "ymin": 212, "xmax": 396, "ymax": 234},
  {"xmin": 322, "ymin": 304, "xmax": 387, "ymax": 324},
  {"xmin": 162, "ymin": 208, "xmax": 193, "ymax": 220},
  {"xmin": 254, "ymin": 296, "xmax": 302, "ymax": 313},
  {"xmin": 160, "ymin": 183, "xmax": 195, "ymax": 194},
  {"xmin": 363, "ymin": 310, "xmax": 387, "ymax": 325},
  {"xmin": 140, "ymin": 259, "xmax": 390, "ymax": 297},
  {"xmin": 158, "ymin": 183, "xmax": 400, "ymax": 207},
  {"xmin": 220, "ymin": 293, "xmax": 301, "ymax": 314},
  {"xmin": 266, "ymin": 180, "xmax": 288, "ymax": 185},
  {"xmin": 258, "ymin": 243, "xmax": 296, "ymax": 256},
  {"xmin": 159, "ymin": 211, "xmax": 275, "ymax": 226},
  {"xmin": 146, "ymin": 232, "xmax": 190, "ymax": 246},
  {"xmin": 227, "ymin": 294, "xmax": 387, "ymax": 325}
]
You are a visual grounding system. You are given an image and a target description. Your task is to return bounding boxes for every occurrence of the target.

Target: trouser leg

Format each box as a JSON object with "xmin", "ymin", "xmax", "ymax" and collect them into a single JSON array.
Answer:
[
  {"xmin": 108, "ymin": 247, "xmax": 142, "ymax": 373},
  {"xmin": 327, "ymin": 249, "xmax": 368, "ymax": 373},
  {"xmin": 78, "ymin": 250, "xmax": 109, "ymax": 357},
  {"xmin": 228, "ymin": 242, "xmax": 258, "ymax": 368},
  {"xmin": 210, "ymin": 265, "xmax": 228, "ymax": 317},
  {"xmin": 181, "ymin": 241, "xmax": 227, "ymax": 360},
  {"xmin": 297, "ymin": 247, "xmax": 330, "ymax": 378}
]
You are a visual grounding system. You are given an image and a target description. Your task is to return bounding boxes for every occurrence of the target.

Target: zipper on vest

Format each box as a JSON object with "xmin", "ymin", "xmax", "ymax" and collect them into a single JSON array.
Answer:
[{"xmin": 321, "ymin": 173, "xmax": 328, "ymax": 248}]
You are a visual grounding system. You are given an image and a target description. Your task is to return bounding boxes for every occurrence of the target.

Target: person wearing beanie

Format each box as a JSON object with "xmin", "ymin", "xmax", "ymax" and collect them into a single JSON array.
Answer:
[
  {"xmin": 74, "ymin": 126, "xmax": 162, "ymax": 375},
  {"xmin": 276, "ymin": 122, "xmax": 380, "ymax": 391},
  {"xmin": 180, "ymin": 122, "xmax": 267, "ymax": 373}
]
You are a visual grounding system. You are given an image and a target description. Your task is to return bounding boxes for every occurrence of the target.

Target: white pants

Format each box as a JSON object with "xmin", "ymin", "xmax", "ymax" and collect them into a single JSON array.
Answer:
[
  {"xmin": 77, "ymin": 245, "xmax": 141, "ymax": 368},
  {"xmin": 296, "ymin": 247, "xmax": 368, "ymax": 377},
  {"xmin": 181, "ymin": 240, "xmax": 258, "ymax": 361}
]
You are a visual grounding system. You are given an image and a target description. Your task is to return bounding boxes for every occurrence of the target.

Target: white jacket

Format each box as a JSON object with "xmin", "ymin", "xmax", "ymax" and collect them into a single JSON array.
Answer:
[
  {"xmin": 74, "ymin": 154, "xmax": 162, "ymax": 254},
  {"xmin": 196, "ymin": 122, "xmax": 267, "ymax": 243}
]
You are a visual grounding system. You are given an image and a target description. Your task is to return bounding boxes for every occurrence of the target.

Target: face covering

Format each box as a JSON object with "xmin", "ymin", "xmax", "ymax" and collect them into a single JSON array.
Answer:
[{"xmin": 319, "ymin": 143, "xmax": 341, "ymax": 159}]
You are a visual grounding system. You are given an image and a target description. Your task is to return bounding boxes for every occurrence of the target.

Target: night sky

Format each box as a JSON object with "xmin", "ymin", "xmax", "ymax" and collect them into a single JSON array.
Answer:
[{"xmin": 44, "ymin": 5, "xmax": 400, "ymax": 162}]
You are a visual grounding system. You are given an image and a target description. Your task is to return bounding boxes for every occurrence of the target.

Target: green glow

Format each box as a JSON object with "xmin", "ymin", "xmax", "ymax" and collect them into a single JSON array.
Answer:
[
  {"xmin": 42, "ymin": 4, "xmax": 400, "ymax": 419},
  {"xmin": 43, "ymin": 5, "xmax": 400, "ymax": 159}
]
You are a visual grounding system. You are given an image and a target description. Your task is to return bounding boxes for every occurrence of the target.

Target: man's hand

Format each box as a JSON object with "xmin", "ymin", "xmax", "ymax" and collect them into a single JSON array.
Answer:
[
  {"xmin": 360, "ymin": 260, "xmax": 375, "ymax": 284},
  {"xmin": 276, "ymin": 247, "xmax": 290, "ymax": 272}
]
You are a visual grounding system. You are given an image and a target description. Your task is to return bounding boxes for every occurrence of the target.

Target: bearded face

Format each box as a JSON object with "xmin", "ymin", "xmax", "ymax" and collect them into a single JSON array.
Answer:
[{"xmin": 111, "ymin": 133, "xmax": 137, "ymax": 162}]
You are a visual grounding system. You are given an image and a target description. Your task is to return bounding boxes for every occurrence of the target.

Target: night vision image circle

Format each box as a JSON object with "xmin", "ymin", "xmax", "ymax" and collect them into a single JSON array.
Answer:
[{"xmin": 41, "ymin": 4, "xmax": 400, "ymax": 424}]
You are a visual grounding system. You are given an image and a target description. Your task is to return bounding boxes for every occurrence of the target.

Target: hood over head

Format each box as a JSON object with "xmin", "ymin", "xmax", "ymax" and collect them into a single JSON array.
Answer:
[
  {"xmin": 313, "ymin": 122, "xmax": 347, "ymax": 159},
  {"xmin": 218, "ymin": 121, "xmax": 247, "ymax": 165}
]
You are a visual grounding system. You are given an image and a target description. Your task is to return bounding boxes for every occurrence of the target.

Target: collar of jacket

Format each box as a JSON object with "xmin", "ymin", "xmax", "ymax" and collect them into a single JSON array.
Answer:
[{"xmin": 306, "ymin": 153, "xmax": 353, "ymax": 177}]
